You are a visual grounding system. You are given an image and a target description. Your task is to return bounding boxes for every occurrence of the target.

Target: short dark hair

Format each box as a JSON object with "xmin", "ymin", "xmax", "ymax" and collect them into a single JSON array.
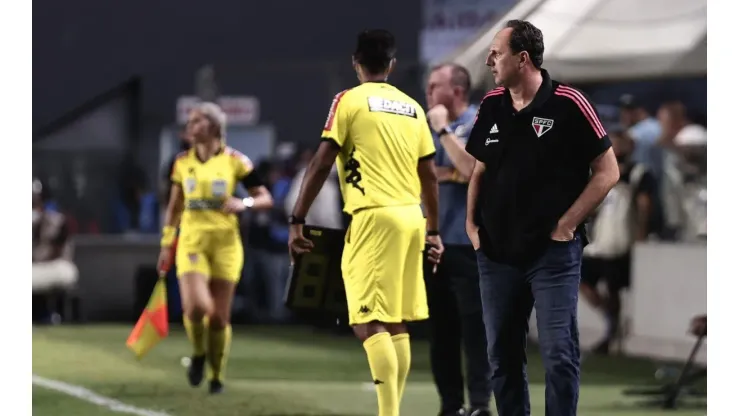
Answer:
[
  {"xmin": 505, "ymin": 20, "xmax": 544, "ymax": 69},
  {"xmin": 354, "ymin": 29, "xmax": 397, "ymax": 75},
  {"xmin": 431, "ymin": 63, "xmax": 472, "ymax": 96}
]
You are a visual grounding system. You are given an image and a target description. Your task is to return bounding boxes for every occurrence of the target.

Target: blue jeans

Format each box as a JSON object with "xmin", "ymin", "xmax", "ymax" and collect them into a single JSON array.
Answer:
[
  {"xmin": 476, "ymin": 236, "xmax": 582, "ymax": 416},
  {"xmin": 242, "ymin": 249, "xmax": 291, "ymax": 323}
]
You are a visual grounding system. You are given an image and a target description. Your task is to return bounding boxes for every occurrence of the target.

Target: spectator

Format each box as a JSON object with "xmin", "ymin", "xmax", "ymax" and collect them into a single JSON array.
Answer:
[
  {"xmin": 425, "ymin": 62, "xmax": 492, "ymax": 416},
  {"xmin": 689, "ymin": 314, "xmax": 707, "ymax": 337},
  {"xmin": 657, "ymin": 101, "xmax": 707, "ymax": 240},
  {"xmin": 32, "ymin": 178, "xmax": 78, "ymax": 322},
  {"xmin": 285, "ymin": 148, "xmax": 342, "ymax": 229},
  {"xmin": 243, "ymin": 160, "xmax": 292, "ymax": 324},
  {"xmin": 580, "ymin": 131, "xmax": 657, "ymax": 354},
  {"xmin": 619, "ymin": 94, "xmax": 663, "ymax": 178},
  {"xmin": 118, "ymin": 151, "xmax": 148, "ymax": 232}
]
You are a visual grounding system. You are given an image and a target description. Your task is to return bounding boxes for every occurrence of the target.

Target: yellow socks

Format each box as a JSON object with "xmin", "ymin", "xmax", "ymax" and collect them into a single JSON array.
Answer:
[
  {"xmin": 183, "ymin": 316, "xmax": 206, "ymax": 356},
  {"xmin": 391, "ymin": 333, "xmax": 411, "ymax": 403},
  {"xmin": 363, "ymin": 332, "xmax": 400, "ymax": 416},
  {"xmin": 207, "ymin": 324, "xmax": 232, "ymax": 382}
]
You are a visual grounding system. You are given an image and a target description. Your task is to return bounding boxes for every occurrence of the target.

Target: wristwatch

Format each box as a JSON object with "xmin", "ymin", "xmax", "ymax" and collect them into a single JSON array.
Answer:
[
  {"xmin": 437, "ymin": 125, "xmax": 454, "ymax": 137},
  {"xmin": 289, "ymin": 215, "xmax": 306, "ymax": 225},
  {"xmin": 242, "ymin": 197, "xmax": 255, "ymax": 208}
]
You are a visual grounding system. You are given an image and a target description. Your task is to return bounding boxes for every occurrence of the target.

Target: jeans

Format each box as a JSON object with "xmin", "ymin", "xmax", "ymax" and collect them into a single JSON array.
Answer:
[
  {"xmin": 242, "ymin": 249, "xmax": 291, "ymax": 323},
  {"xmin": 476, "ymin": 236, "xmax": 582, "ymax": 416},
  {"xmin": 426, "ymin": 245, "xmax": 492, "ymax": 411}
]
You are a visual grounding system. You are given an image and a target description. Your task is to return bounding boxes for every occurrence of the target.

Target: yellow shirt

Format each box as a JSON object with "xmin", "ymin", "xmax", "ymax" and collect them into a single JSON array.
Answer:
[
  {"xmin": 171, "ymin": 146, "xmax": 257, "ymax": 231},
  {"xmin": 321, "ymin": 82, "xmax": 436, "ymax": 215}
]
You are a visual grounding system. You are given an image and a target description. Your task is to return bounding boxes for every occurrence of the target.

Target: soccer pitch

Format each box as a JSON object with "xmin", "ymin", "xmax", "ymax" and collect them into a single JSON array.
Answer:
[{"xmin": 32, "ymin": 325, "xmax": 705, "ymax": 416}]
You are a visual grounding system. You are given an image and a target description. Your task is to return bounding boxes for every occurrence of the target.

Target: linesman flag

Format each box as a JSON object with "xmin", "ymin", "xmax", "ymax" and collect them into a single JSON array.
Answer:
[{"xmin": 126, "ymin": 238, "xmax": 178, "ymax": 359}]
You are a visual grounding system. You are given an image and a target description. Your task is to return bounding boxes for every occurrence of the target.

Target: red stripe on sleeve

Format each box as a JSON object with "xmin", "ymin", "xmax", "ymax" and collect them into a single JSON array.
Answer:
[
  {"xmin": 554, "ymin": 86, "xmax": 607, "ymax": 138},
  {"xmin": 323, "ymin": 90, "xmax": 349, "ymax": 132}
]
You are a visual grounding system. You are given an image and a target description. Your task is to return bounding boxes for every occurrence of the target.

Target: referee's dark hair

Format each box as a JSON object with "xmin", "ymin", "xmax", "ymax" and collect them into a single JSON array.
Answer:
[
  {"xmin": 431, "ymin": 63, "xmax": 472, "ymax": 98},
  {"xmin": 505, "ymin": 20, "xmax": 545, "ymax": 69},
  {"xmin": 354, "ymin": 29, "xmax": 397, "ymax": 75}
]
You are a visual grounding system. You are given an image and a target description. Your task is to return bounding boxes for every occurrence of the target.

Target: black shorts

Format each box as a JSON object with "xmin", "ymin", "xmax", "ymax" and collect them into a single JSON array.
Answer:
[{"xmin": 581, "ymin": 254, "xmax": 631, "ymax": 291}]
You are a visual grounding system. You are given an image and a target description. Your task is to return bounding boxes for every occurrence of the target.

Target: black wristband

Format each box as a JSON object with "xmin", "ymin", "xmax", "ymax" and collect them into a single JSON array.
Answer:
[
  {"xmin": 289, "ymin": 215, "xmax": 306, "ymax": 225},
  {"xmin": 427, "ymin": 230, "xmax": 440, "ymax": 236}
]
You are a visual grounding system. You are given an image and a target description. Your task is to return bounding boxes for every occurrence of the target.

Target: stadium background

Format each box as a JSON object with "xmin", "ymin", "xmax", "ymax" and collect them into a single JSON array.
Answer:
[{"xmin": 32, "ymin": 0, "xmax": 707, "ymax": 414}]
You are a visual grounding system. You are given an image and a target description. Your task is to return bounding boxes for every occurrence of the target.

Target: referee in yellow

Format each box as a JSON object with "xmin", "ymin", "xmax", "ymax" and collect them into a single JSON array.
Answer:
[{"xmin": 289, "ymin": 29, "xmax": 443, "ymax": 416}]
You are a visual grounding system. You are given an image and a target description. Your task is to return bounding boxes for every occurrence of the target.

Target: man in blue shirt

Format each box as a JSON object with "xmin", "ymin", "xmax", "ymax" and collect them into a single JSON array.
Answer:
[
  {"xmin": 425, "ymin": 63, "xmax": 492, "ymax": 416},
  {"xmin": 619, "ymin": 94, "xmax": 664, "ymax": 235},
  {"xmin": 619, "ymin": 94, "xmax": 663, "ymax": 178}
]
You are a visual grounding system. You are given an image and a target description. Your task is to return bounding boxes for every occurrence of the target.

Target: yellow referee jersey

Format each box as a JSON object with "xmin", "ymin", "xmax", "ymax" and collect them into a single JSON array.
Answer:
[{"xmin": 321, "ymin": 82, "xmax": 436, "ymax": 215}]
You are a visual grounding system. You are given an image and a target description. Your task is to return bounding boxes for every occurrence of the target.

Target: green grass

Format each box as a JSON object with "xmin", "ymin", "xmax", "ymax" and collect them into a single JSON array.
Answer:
[
  {"xmin": 33, "ymin": 387, "xmax": 125, "ymax": 416},
  {"xmin": 32, "ymin": 325, "xmax": 706, "ymax": 416}
]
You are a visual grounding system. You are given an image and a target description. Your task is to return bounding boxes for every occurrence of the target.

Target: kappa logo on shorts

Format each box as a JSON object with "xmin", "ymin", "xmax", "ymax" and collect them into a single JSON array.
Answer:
[
  {"xmin": 532, "ymin": 117, "xmax": 554, "ymax": 137},
  {"xmin": 188, "ymin": 253, "xmax": 198, "ymax": 264},
  {"xmin": 358, "ymin": 305, "xmax": 371, "ymax": 314}
]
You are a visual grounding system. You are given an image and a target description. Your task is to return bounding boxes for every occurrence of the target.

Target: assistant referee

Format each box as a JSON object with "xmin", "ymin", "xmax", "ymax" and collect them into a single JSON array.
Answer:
[
  {"xmin": 288, "ymin": 30, "xmax": 443, "ymax": 416},
  {"xmin": 465, "ymin": 21, "xmax": 619, "ymax": 416}
]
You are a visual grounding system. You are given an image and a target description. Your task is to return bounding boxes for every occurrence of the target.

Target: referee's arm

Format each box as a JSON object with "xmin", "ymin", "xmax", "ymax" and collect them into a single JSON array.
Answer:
[
  {"xmin": 291, "ymin": 140, "xmax": 339, "ymax": 220},
  {"xmin": 557, "ymin": 97, "xmax": 620, "ymax": 233},
  {"xmin": 418, "ymin": 122, "xmax": 440, "ymax": 233},
  {"xmin": 292, "ymin": 91, "xmax": 347, "ymax": 220}
]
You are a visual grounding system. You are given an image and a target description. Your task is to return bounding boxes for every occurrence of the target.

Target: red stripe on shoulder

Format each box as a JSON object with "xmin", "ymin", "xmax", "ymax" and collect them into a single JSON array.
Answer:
[
  {"xmin": 482, "ymin": 87, "xmax": 505, "ymax": 98},
  {"xmin": 225, "ymin": 146, "xmax": 241, "ymax": 158},
  {"xmin": 480, "ymin": 87, "xmax": 505, "ymax": 103},
  {"xmin": 171, "ymin": 150, "xmax": 189, "ymax": 178},
  {"xmin": 323, "ymin": 89, "xmax": 349, "ymax": 132},
  {"xmin": 225, "ymin": 146, "xmax": 253, "ymax": 169},
  {"xmin": 475, "ymin": 87, "xmax": 505, "ymax": 122},
  {"xmin": 554, "ymin": 86, "xmax": 607, "ymax": 138}
]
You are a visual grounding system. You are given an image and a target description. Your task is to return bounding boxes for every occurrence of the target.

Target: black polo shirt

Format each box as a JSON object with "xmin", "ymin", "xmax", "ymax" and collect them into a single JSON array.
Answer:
[{"xmin": 466, "ymin": 69, "xmax": 612, "ymax": 266}]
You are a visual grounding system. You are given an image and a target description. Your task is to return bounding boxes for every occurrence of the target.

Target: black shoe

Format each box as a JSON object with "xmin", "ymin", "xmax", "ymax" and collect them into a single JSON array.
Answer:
[
  {"xmin": 187, "ymin": 355, "xmax": 206, "ymax": 387},
  {"xmin": 438, "ymin": 409, "xmax": 466, "ymax": 416},
  {"xmin": 468, "ymin": 408, "xmax": 492, "ymax": 416},
  {"xmin": 209, "ymin": 379, "xmax": 224, "ymax": 394}
]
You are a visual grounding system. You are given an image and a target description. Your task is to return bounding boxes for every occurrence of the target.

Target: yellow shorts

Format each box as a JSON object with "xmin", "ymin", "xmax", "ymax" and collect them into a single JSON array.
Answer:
[
  {"xmin": 176, "ymin": 228, "xmax": 244, "ymax": 282},
  {"xmin": 342, "ymin": 205, "xmax": 429, "ymax": 325}
]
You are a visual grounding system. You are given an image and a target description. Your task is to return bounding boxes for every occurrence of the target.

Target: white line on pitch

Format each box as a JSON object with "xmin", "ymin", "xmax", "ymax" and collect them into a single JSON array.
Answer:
[{"xmin": 32, "ymin": 375, "xmax": 172, "ymax": 416}]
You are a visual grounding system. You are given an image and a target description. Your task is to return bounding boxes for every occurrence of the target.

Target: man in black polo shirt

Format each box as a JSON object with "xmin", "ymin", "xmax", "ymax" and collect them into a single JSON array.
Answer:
[{"xmin": 464, "ymin": 20, "xmax": 620, "ymax": 416}]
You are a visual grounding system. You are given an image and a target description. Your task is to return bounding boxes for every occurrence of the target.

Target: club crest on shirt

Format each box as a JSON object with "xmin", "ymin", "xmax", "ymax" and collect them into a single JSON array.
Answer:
[
  {"xmin": 188, "ymin": 253, "xmax": 198, "ymax": 264},
  {"xmin": 184, "ymin": 177, "xmax": 197, "ymax": 194},
  {"xmin": 211, "ymin": 179, "xmax": 227, "ymax": 198},
  {"xmin": 532, "ymin": 117, "xmax": 554, "ymax": 137}
]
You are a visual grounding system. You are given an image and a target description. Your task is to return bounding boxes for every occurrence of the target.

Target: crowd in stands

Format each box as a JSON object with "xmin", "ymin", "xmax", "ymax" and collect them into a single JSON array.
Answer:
[{"xmin": 579, "ymin": 93, "xmax": 706, "ymax": 353}]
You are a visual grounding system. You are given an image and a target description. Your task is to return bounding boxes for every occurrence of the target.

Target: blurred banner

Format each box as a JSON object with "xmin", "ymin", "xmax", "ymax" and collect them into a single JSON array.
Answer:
[
  {"xmin": 176, "ymin": 96, "xmax": 261, "ymax": 126},
  {"xmin": 420, "ymin": 0, "xmax": 517, "ymax": 64}
]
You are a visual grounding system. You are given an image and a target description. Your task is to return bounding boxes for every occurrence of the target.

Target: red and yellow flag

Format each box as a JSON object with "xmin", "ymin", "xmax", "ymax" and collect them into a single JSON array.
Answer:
[{"xmin": 126, "ymin": 239, "xmax": 177, "ymax": 359}]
